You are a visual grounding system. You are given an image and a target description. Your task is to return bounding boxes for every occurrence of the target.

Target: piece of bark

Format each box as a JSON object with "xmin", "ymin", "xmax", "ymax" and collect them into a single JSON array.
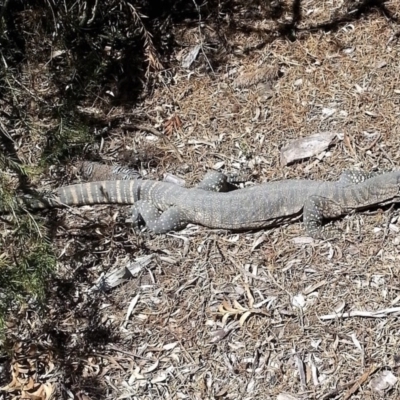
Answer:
[
  {"xmin": 280, "ymin": 132, "xmax": 339, "ymax": 166},
  {"xmin": 90, "ymin": 255, "xmax": 154, "ymax": 292}
]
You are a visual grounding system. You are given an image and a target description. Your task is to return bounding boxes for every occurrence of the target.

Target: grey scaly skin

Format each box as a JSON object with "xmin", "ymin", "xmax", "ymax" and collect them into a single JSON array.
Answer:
[{"xmin": 22, "ymin": 170, "xmax": 400, "ymax": 239}]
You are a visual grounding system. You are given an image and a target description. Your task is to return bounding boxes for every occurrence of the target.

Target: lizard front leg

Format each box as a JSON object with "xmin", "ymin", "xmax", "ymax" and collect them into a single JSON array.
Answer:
[
  {"xmin": 131, "ymin": 200, "xmax": 188, "ymax": 234},
  {"xmin": 303, "ymin": 196, "xmax": 344, "ymax": 239}
]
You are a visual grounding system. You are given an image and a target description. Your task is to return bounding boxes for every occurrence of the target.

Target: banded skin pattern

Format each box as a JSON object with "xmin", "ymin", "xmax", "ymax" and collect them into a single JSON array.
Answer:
[{"xmin": 24, "ymin": 170, "xmax": 400, "ymax": 239}]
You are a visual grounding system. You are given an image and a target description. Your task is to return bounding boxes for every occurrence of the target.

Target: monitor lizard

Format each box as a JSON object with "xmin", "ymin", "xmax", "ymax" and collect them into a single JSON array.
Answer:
[{"xmin": 18, "ymin": 169, "xmax": 400, "ymax": 239}]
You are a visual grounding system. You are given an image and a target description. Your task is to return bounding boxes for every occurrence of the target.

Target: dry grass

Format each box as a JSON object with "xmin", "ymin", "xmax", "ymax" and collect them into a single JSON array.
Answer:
[{"xmin": 3, "ymin": 0, "xmax": 400, "ymax": 399}]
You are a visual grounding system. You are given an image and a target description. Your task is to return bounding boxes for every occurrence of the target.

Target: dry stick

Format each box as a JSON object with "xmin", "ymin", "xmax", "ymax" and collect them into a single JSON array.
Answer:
[
  {"xmin": 191, "ymin": 0, "xmax": 214, "ymax": 74},
  {"xmin": 343, "ymin": 132, "xmax": 357, "ymax": 157},
  {"xmin": 356, "ymin": 132, "xmax": 381, "ymax": 151},
  {"xmin": 87, "ymin": 0, "xmax": 99, "ymax": 25},
  {"xmin": 319, "ymin": 365, "xmax": 378, "ymax": 400},
  {"xmin": 377, "ymin": 143, "xmax": 395, "ymax": 167},
  {"xmin": 106, "ymin": 345, "xmax": 156, "ymax": 362},
  {"xmin": 123, "ymin": 123, "xmax": 183, "ymax": 162},
  {"xmin": 320, "ymin": 306, "xmax": 400, "ymax": 320},
  {"xmin": 342, "ymin": 364, "xmax": 378, "ymax": 400}
]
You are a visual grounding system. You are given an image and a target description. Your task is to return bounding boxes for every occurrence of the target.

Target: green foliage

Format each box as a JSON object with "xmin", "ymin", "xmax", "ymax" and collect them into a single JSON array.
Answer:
[
  {"xmin": 0, "ymin": 154, "xmax": 28, "ymax": 178},
  {"xmin": 43, "ymin": 114, "xmax": 93, "ymax": 163},
  {"xmin": 0, "ymin": 211, "xmax": 56, "ymax": 334},
  {"xmin": 0, "ymin": 180, "xmax": 17, "ymax": 215},
  {"xmin": 0, "ymin": 165, "xmax": 56, "ymax": 338}
]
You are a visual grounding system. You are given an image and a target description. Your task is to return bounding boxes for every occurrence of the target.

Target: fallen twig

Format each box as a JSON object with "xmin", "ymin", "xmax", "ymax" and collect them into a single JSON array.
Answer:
[
  {"xmin": 320, "ymin": 307, "xmax": 400, "ymax": 320},
  {"xmin": 356, "ymin": 132, "xmax": 381, "ymax": 151},
  {"xmin": 319, "ymin": 365, "xmax": 378, "ymax": 400}
]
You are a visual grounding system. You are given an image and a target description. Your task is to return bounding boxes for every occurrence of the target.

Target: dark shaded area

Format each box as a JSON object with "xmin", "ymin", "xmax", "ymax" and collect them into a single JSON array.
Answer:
[
  {"xmin": 306, "ymin": 0, "xmax": 398, "ymax": 32},
  {"xmin": 230, "ymin": 0, "xmax": 397, "ymax": 44},
  {"xmin": 2, "ymin": 275, "xmax": 118, "ymax": 398},
  {"xmin": 42, "ymin": 277, "xmax": 118, "ymax": 398},
  {"xmin": 36, "ymin": 212, "xmax": 160, "ymax": 397}
]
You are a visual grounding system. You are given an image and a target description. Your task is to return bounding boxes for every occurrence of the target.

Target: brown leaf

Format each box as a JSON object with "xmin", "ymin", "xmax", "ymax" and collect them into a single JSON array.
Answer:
[
  {"xmin": 221, "ymin": 300, "xmax": 237, "ymax": 313},
  {"xmin": 244, "ymin": 284, "xmax": 254, "ymax": 308},
  {"xmin": 232, "ymin": 300, "xmax": 247, "ymax": 312},
  {"xmin": 1, "ymin": 373, "xmax": 21, "ymax": 392},
  {"xmin": 25, "ymin": 377, "xmax": 35, "ymax": 390},
  {"xmin": 163, "ymin": 114, "xmax": 183, "ymax": 135},
  {"xmin": 22, "ymin": 383, "xmax": 46, "ymax": 400},
  {"xmin": 222, "ymin": 312, "xmax": 232, "ymax": 326},
  {"xmin": 239, "ymin": 311, "xmax": 252, "ymax": 326}
]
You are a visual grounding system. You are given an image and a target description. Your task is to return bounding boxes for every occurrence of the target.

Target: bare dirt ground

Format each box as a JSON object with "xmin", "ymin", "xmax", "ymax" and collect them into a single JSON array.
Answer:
[{"xmin": 3, "ymin": 1, "xmax": 400, "ymax": 399}]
